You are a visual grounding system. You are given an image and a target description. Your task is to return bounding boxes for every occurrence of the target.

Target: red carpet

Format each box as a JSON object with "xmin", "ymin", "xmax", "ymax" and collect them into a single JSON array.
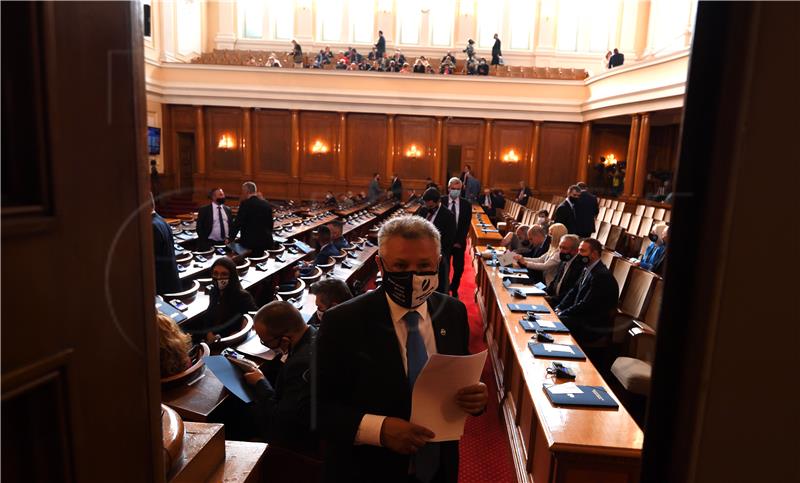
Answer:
[{"xmin": 455, "ymin": 243, "xmax": 517, "ymax": 483}]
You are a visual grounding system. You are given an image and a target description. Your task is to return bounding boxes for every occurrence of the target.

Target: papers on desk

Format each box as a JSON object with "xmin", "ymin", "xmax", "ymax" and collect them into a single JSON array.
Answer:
[
  {"xmin": 499, "ymin": 251, "xmax": 517, "ymax": 267},
  {"xmin": 528, "ymin": 341, "xmax": 587, "ymax": 360},
  {"xmin": 236, "ymin": 334, "xmax": 277, "ymax": 360},
  {"xmin": 543, "ymin": 343, "xmax": 574, "ymax": 354},
  {"xmin": 504, "ymin": 284, "xmax": 546, "ymax": 296},
  {"xmin": 203, "ymin": 356, "xmax": 255, "ymax": 403},
  {"xmin": 410, "ymin": 350, "xmax": 487, "ymax": 442},
  {"xmin": 547, "ymin": 382, "xmax": 583, "ymax": 395}
]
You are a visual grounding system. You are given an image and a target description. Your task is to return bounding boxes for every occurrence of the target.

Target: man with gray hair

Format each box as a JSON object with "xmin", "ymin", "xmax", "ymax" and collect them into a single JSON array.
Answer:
[
  {"xmin": 316, "ymin": 215, "xmax": 488, "ymax": 483},
  {"xmin": 443, "ymin": 177, "xmax": 472, "ymax": 298},
  {"xmin": 229, "ymin": 180, "xmax": 273, "ymax": 255},
  {"xmin": 545, "ymin": 234, "xmax": 585, "ymax": 306}
]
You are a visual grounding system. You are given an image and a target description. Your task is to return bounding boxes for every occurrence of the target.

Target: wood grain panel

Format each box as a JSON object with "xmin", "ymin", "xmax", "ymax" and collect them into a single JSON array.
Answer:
[
  {"xmin": 647, "ymin": 124, "xmax": 680, "ymax": 173},
  {"xmin": 394, "ymin": 116, "xmax": 437, "ymax": 182},
  {"xmin": 205, "ymin": 106, "xmax": 243, "ymax": 173},
  {"xmin": 445, "ymin": 118, "xmax": 484, "ymax": 180},
  {"xmin": 171, "ymin": 105, "xmax": 196, "ymax": 131},
  {"xmin": 537, "ymin": 122, "xmax": 581, "ymax": 194},
  {"xmin": 490, "ymin": 120, "xmax": 532, "ymax": 187},
  {"xmin": 299, "ymin": 111, "xmax": 339, "ymax": 179},
  {"xmin": 253, "ymin": 109, "xmax": 292, "ymax": 175},
  {"xmin": 347, "ymin": 113, "xmax": 387, "ymax": 181}
]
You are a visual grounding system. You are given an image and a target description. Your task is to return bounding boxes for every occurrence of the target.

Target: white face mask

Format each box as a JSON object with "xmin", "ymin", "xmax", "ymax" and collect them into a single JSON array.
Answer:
[
  {"xmin": 315, "ymin": 309, "xmax": 324, "ymax": 321},
  {"xmin": 216, "ymin": 279, "xmax": 229, "ymax": 291}
]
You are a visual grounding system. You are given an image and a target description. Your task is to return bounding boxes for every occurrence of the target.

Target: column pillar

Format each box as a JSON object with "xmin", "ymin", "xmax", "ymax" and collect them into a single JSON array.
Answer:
[
  {"xmin": 577, "ymin": 121, "xmax": 592, "ymax": 183},
  {"xmin": 386, "ymin": 115, "xmax": 395, "ymax": 178},
  {"xmin": 623, "ymin": 114, "xmax": 640, "ymax": 197},
  {"xmin": 482, "ymin": 120, "xmax": 493, "ymax": 186},
  {"xmin": 214, "ymin": 0, "xmax": 236, "ymax": 49},
  {"xmin": 434, "ymin": 117, "xmax": 444, "ymax": 184},
  {"xmin": 338, "ymin": 113, "xmax": 347, "ymax": 181},
  {"xmin": 633, "ymin": 112, "xmax": 651, "ymax": 198},
  {"xmin": 242, "ymin": 108, "xmax": 253, "ymax": 177},
  {"xmin": 290, "ymin": 110, "xmax": 300, "ymax": 179},
  {"xmin": 194, "ymin": 106, "xmax": 205, "ymax": 175},
  {"xmin": 529, "ymin": 121, "xmax": 542, "ymax": 190}
]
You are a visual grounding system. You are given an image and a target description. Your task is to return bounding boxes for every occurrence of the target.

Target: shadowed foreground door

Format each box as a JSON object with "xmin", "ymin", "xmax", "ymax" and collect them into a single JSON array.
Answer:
[{"xmin": 1, "ymin": 2, "xmax": 162, "ymax": 482}]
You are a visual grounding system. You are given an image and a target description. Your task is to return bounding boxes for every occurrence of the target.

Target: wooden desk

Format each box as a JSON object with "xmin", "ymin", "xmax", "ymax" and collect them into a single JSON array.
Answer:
[
  {"xmin": 469, "ymin": 212, "xmax": 503, "ymax": 246},
  {"xmin": 162, "ymin": 367, "xmax": 228, "ymax": 422},
  {"xmin": 473, "ymin": 247, "xmax": 643, "ymax": 483},
  {"xmin": 335, "ymin": 202, "xmax": 373, "ymax": 217},
  {"xmin": 280, "ymin": 213, "xmax": 339, "ymax": 241},
  {"xmin": 342, "ymin": 212, "xmax": 378, "ymax": 237}
]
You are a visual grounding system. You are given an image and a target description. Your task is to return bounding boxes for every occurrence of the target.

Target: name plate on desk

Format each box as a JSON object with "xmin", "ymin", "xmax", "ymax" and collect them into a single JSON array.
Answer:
[
  {"xmin": 528, "ymin": 341, "xmax": 586, "ymax": 360},
  {"xmin": 519, "ymin": 319, "xmax": 569, "ymax": 333},
  {"xmin": 544, "ymin": 383, "xmax": 619, "ymax": 408},
  {"xmin": 508, "ymin": 303, "xmax": 550, "ymax": 313},
  {"xmin": 156, "ymin": 295, "xmax": 187, "ymax": 323}
]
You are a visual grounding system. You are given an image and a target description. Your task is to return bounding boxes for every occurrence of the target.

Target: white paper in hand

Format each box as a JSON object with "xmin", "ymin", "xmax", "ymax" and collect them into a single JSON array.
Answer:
[
  {"xmin": 236, "ymin": 334, "xmax": 277, "ymax": 360},
  {"xmin": 499, "ymin": 251, "xmax": 517, "ymax": 267},
  {"xmin": 410, "ymin": 350, "xmax": 487, "ymax": 442}
]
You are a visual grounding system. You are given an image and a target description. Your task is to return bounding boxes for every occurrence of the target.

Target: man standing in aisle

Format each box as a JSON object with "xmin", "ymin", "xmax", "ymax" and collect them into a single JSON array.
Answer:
[{"xmin": 443, "ymin": 177, "xmax": 471, "ymax": 298}]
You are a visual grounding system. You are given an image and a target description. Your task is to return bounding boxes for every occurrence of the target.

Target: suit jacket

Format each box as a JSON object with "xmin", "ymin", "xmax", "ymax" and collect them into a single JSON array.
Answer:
[
  {"xmin": 464, "ymin": 176, "xmax": 481, "ymax": 202},
  {"xmin": 491, "ymin": 39, "xmax": 502, "ymax": 58},
  {"xmin": 196, "ymin": 203, "xmax": 233, "ymax": 250},
  {"xmin": 575, "ymin": 191, "xmax": 599, "ymax": 237},
  {"xmin": 316, "ymin": 288, "xmax": 470, "ymax": 483},
  {"xmin": 442, "ymin": 195, "xmax": 472, "ymax": 246},
  {"xmin": 556, "ymin": 261, "xmax": 619, "ymax": 338},
  {"xmin": 417, "ymin": 205, "xmax": 457, "ymax": 256},
  {"xmin": 480, "ymin": 193, "xmax": 496, "ymax": 217},
  {"xmin": 545, "ymin": 256, "xmax": 584, "ymax": 302},
  {"xmin": 609, "ymin": 52, "xmax": 624, "ymax": 68},
  {"xmin": 251, "ymin": 326, "xmax": 318, "ymax": 455},
  {"xmin": 516, "ymin": 187, "xmax": 532, "ymax": 206},
  {"xmin": 375, "ymin": 36, "xmax": 386, "ymax": 54},
  {"xmin": 152, "ymin": 213, "xmax": 182, "ymax": 295},
  {"xmin": 553, "ymin": 200, "xmax": 577, "ymax": 234},
  {"xmin": 185, "ymin": 287, "xmax": 257, "ymax": 342},
  {"xmin": 368, "ymin": 179, "xmax": 382, "ymax": 202},
  {"xmin": 390, "ymin": 177, "xmax": 402, "ymax": 199},
  {"xmin": 316, "ymin": 243, "xmax": 341, "ymax": 265},
  {"xmin": 230, "ymin": 196, "xmax": 274, "ymax": 254}
]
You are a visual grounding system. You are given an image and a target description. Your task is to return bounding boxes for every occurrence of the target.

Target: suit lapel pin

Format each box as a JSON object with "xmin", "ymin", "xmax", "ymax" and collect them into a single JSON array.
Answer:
[{"xmin": 440, "ymin": 328, "xmax": 447, "ymax": 336}]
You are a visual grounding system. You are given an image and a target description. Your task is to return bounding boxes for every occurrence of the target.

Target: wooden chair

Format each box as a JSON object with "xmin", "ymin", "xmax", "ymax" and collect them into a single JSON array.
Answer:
[
  {"xmin": 236, "ymin": 259, "xmax": 251, "ymax": 277},
  {"xmin": 619, "ymin": 212, "xmax": 632, "ymax": 231},
  {"xmin": 164, "ymin": 280, "xmax": 201, "ymax": 304},
  {"xmin": 300, "ymin": 266, "xmax": 323, "ymax": 285},
  {"xmin": 316, "ymin": 257, "xmax": 335, "ymax": 273},
  {"xmin": 610, "ymin": 257, "xmax": 634, "ymax": 299},
  {"xmin": 596, "ymin": 222, "xmax": 611, "ymax": 246},
  {"xmin": 637, "ymin": 217, "xmax": 654, "ymax": 237},
  {"xmin": 161, "ymin": 342, "xmax": 211, "ymax": 388},
  {"xmin": 643, "ymin": 206, "xmax": 655, "ymax": 218},
  {"xmin": 610, "ymin": 210, "xmax": 622, "ymax": 226},
  {"xmin": 653, "ymin": 207, "xmax": 666, "ymax": 221},
  {"xmin": 218, "ymin": 314, "xmax": 254, "ymax": 347},
  {"xmin": 612, "ymin": 268, "xmax": 658, "ymax": 343}
]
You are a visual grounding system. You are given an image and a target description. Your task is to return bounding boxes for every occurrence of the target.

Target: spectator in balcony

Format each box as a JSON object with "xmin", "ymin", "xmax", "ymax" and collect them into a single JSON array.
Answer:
[
  {"xmin": 400, "ymin": 62, "xmax": 411, "ymax": 74},
  {"xmin": 267, "ymin": 53, "xmax": 282, "ymax": 68},
  {"xmin": 413, "ymin": 57, "xmax": 426, "ymax": 73},
  {"xmin": 491, "ymin": 33, "xmax": 502, "ymax": 66},
  {"xmin": 425, "ymin": 64, "xmax": 435, "ymax": 74},
  {"xmin": 602, "ymin": 50, "xmax": 612, "ymax": 71},
  {"xmin": 609, "ymin": 48, "xmax": 624, "ymax": 68},
  {"xmin": 375, "ymin": 30, "xmax": 386, "ymax": 59},
  {"xmin": 466, "ymin": 57, "xmax": 478, "ymax": 75},
  {"xmin": 440, "ymin": 58, "xmax": 455, "ymax": 75},
  {"xmin": 463, "ymin": 38, "xmax": 476, "ymax": 61},
  {"xmin": 347, "ymin": 62, "xmax": 359, "ymax": 71},
  {"xmin": 335, "ymin": 58, "xmax": 347, "ymax": 70},
  {"xmin": 291, "ymin": 40, "xmax": 303, "ymax": 67},
  {"xmin": 477, "ymin": 58, "xmax": 490, "ymax": 75},
  {"xmin": 442, "ymin": 51, "xmax": 456, "ymax": 64}
]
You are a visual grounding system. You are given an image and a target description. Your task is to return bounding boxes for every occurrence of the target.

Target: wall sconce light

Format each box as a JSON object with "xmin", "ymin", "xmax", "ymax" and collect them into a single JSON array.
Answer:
[
  {"xmin": 502, "ymin": 149, "xmax": 520, "ymax": 162},
  {"xmin": 602, "ymin": 154, "xmax": 618, "ymax": 166},
  {"xmin": 217, "ymin": 133, "xmax": 236, "ymax": 150},
  {"xmin": 310, "ymin": 139, "xmax": 330, "ymax": 154},
  {"xmin": 405, "ymin": 144, "xmax": 423, "ymax": 158}
]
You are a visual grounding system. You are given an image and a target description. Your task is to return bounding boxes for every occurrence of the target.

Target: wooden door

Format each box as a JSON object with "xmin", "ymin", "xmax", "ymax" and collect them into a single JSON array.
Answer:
[
  {"xmin": 177, "ymin": 132, "xmax": 196, "ymax": 196},
  {"xmin": 446, "ymin": 145, "xmax": 462, "ymax": 181},
  {"xmin": 1, "ymin": 2, "xmax": 162, "ymax": 482}
]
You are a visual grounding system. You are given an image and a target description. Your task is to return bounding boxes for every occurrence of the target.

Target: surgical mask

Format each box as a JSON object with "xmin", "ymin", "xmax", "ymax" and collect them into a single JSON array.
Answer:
[
  {"xmin": 648, "ymin": 233, "xmax": 658, "ymax": 242},
  {"xmin": 560, "ymin": 252, "xmax": 574, "ymax": 262},
  {"xmin": 382, "ymin": 269, "xmax": 438, "ymax": 308},
  {"xmin": 214, "ymin": 198, "xmax": 225, "ymax": 205},
  {"xmin": 536, "ymin": 217, "xmax": 548, "ymax": 225},
  {"xmin": 520, "ymin": 240, "xmax": 531, "ymax": 247},
  {"xmin": 449, "ymin": 189, "xmax": 461, "ymax": 199},
  {"xmin": 216, "ymin": 279, "xmax": 229, "ymax": 290},
  {"xmin": 315, "ymin": 309, "xmax": 324, "ymax": 321}
]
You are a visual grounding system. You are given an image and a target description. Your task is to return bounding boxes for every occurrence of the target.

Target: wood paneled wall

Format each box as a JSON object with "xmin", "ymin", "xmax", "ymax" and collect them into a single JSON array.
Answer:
[{"xmin": 162, "ymin": 105, "xmax": 592, "ymax": 201}]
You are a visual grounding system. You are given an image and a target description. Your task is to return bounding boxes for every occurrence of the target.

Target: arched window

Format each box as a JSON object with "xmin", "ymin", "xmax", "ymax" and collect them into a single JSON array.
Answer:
[
  {"xmin": 350, "ymin": 0, "xmax": 375, "ymax": 44},
  {"xmin": 430, "ymin": 0, "xmax": 455, "ymax": 47},
  {"xmin": 509, "ymin": 0, "xmax": 536, "ymax": 50},
  {"xmin": 397, "ymin": 0, "xmax": 422, "ymax": 45},
  {"xmin": 477, "ymin": 0, "xmax": 503, "ymax": 48}
]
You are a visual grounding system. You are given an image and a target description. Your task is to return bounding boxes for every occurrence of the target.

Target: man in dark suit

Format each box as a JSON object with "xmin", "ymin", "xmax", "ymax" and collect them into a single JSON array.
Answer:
[
  {"xmin": 491, "ymin": 33, "xmax": 502, "ymax": 66},
  {"xmin": 227, "ymin": 301, "xmax": 318, "ymax": 455},
  {"xmin": 307, "ymin": 278, "xmax": 353, "ymax": 327},
  {"xmin": 313, "ymin": 225, "xmax": 341, "ymax": 265},
  {"xmin": 230, "ymin": 181, "xmax": 273, "ymax": 256},
  {"xmin": 479, "ymin": 188, "xmax": 497, "ymax": 219},
  {"xmin": 390, "ymin": 173, "xmax": 403, "ymax": 200},
  {"xmin": 196, "ymin": 188, "xmax": 232, "ymax": 250},
  {"xmin": 545, "ymin": 234, "xmax": 584, "ymax": 306},
  {"xmin": 555, "ymin": 238, "xmax": 619, "ymax": 345},
  {"xmin": 553, "ymin": 185, "xmax": 581, "ymax": 234},
  {"xmin": 151, "ymin": 193, "xmax": 182, "ymax": 295},
  {"xmin": 417, "ymin": 188, "xmax": 457, "ymax": 293},
  {"xmin": 516, "ymin": 180, "xmax": 532, "ymax": 206},
  {"xmin": 443, "ymin": 177, "xmax": 472, "ymax": 298},
  {"xmin": 608, "ymin": 48, "xmax": 624, "ymax": 68},
  {"xmin": 520, "ymin": 225, "xmax": 550, "ymax": 282},
  {"xmin": 375, "ymin": 30, "xmax": 386, "ymax": 61},
  {"xmin": 316, "ymin": 215, "xmax": 488, "ymax": 483},
  {"xmin": 574, "ymin": 182, "xmax": 599, "ymax": 238}
]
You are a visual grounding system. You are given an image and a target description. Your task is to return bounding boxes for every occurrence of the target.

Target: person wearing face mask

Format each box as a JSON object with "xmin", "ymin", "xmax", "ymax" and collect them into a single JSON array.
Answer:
[
  {"xmin": 442, "ymin": 177, "xmax": 472, "ymax": 298},
  {"xmin": 555, "ymin": 238, "xmax": 620, "ymax": 348},
  {"xmin": 544, "ymin": 234, "xmax": 584, "ymax": 306},
  {"xmin": 307, "ymin": 278, "xmax": 353, "ymax": 327},
  {"xmin": 574, "ymin": 181, "xmax": 599, "ymax": 238},
  {"xmin": 553, "ymin": 185, "xmax": 582, "ymax": 234},
  {"xmin": 226, "ymin": 301, "xmax": 319, "ymax": 455},
  {"xmin": 316, "ymin": 215, "xmax": 487, "ymax": 483},
  {"xmin": 417, "ymin": 188, "xmax": 456, "ymax": 293},
  {"xmin": 635, "ymin": 224, "xmax": 669, "ymax": 273},
  {"xmin": 196, "ymin": 188, "xmax": 232, "ymax": 251},
  {"xmin": 324, "ymin": 191, "xmax": 337, "ymax": 206},
  {"xmin": 513, "ymin": 223, "xmax": 567, "ymax": 285},
  {"xmin": 535, "ymin": 209, "xmax": 551, "ymax": 231},
  {"xmin": 500, "ymin": 224, "xmax": 529, "ymax": 252},
  {"xmin": 186, "ymin": 257, "xmax": 257, "ymax": 344}
]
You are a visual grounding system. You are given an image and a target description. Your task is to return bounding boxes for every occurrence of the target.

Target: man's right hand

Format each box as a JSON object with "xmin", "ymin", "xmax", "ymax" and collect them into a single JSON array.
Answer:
[{"xmin": 379, "ymin": 417, "xmax": 435, "ymax": 454}]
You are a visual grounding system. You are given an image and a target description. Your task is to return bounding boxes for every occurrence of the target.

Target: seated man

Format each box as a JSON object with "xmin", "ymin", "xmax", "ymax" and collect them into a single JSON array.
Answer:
[
  {"xmin": 227, "ymin": 301, "xmax": 318, "ymax": 455},
  {"xmin": 555, "ymin": 238, "xmax": 619, "ymax": 345},
  {"xmin": 313, "ymin": 225, "xmax": 341, "ymax": 266},
  {"xmin": 328, "ymin": 220, "xmax": 350, "ymax": 250},
  {"xmin": 517, "ymin": 224, "xmax": 550, "ymax": 258},
  {"xmin": 480, "ymin": 188, "xmax": 497, "ymax": 218},
  {"xmin": 544, "ymin": 234, "xmax": 584, "ymax": 306},
  {"xmin": 307, "ymin": 278, "xmax": 353, "ymax": 327}
]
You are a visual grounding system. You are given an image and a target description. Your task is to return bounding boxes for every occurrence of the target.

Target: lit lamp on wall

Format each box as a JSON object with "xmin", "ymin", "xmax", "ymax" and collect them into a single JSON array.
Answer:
[
  {"xmin": 310, "ymin": 139, "xmax": 330, "ymax": 154},
  {"xmin": 217, "ymin": 133, "xmax": 236, "ymax": 150},
  {"xmin": 602, "ymin": 154, "xmax": 618, "ymax": 166},
  {"xmin": 405, "ymin": 144, "xmax": 423, "ymax": 158},
  {"xmin": 502, "ymin": 148, "xmax": 520, "ymax": 162}
]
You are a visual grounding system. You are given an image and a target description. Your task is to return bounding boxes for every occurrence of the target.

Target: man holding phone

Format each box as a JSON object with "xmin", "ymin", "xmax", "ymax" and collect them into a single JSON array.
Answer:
[{"xmin": 226, "ymin": 301, "xmax": 318, "ymax": 455}]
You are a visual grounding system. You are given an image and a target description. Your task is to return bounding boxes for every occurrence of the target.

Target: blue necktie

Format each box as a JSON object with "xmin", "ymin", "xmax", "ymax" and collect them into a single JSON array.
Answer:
[{"xmin": 404, "ymin": 311, "xmax": 439, "ymax": 482}]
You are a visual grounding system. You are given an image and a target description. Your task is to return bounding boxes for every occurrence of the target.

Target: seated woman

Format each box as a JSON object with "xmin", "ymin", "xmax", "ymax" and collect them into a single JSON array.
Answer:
[
  {"xmin": 500, "ymin": 224, "xmax": 529, "ymax": 251},
  {"xmin": 514, "ymin": 223, "xmax": 568, "ymax": 285},
  {"xmin": 635, "ymin": 224, "xmax": 669, "ymax": 273},
  {"xmin": 157, "ymin": 312, "xmax": 191, "ymax": 378},
  {"xmin": 186, "ymin": 257, "xmax": 257, "ymax": 344}
]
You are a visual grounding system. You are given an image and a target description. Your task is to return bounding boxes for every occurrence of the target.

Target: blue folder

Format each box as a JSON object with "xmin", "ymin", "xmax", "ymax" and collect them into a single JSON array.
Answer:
[
  {"xmin": 500, "ymin": 267, "xmax": 529, "ymax": 274},
  {"xmin": 544, "ymin": 385, "xmax": 619, "ymax": 408},
  {"xmin": 518, "ymin": 319, "xmax": 570, "ymax": 333},
  {"xmin": 528, "ymin": 341, "xmax": 586, "ymax": 360},
  {"xmin": 507, "ymin": 303, "xmax": 550, "ymax": 313},
  {"xmin": 203, "ymin": 356, "xmax": 255, "ymax": 403}
]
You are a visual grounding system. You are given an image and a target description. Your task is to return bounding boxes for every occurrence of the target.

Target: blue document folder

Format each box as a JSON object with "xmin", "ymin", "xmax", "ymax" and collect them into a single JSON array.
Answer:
[
  {"xmin": 528, "ymin": 341, "xmax": 586, "ymax": 360},
  {"xmin": 518, "ymin": 319, "xmax": 570, "ymax": 333},
  {"xmin": 544, "ymin": 384, "xmax": 619, "ymax": 408},
  {"xmin": 507, "ymin": 303, "xmax": 550, "ymax": 313},
  {"xmin": 204, "ymin": 355, "xmax": 255, "ymax": 403}
]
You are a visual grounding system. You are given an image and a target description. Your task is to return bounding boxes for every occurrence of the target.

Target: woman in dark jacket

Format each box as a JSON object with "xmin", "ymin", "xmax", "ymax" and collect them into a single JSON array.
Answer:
[{"xmin": 188, "ymin": 257, "xmax": 257, "ymax": 343}]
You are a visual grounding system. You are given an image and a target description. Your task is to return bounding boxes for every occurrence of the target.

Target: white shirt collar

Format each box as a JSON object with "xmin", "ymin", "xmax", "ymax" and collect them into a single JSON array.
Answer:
[{"xmin": 385, "ymin": 293, "xmax": 429, "ymax": 326}]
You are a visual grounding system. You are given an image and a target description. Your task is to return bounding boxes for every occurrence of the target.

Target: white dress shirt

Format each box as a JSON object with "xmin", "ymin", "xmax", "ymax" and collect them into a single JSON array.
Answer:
[
  {"xmin": 354, "ymin": 294, "xmax": 438, "ymax": 447},
  {"xmin": 448, "ymin": 197, "xmax": 460, "ymax": 222},
  {"xmin": 209, "ymin": 204, "xmax": 229, "ymax": 242}
]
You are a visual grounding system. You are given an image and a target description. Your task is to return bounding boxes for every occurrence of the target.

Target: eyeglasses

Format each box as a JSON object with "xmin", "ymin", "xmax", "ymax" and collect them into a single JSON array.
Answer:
[{"xmin": 260, "ymin": 334, "xmax": 284, "ymax": 347}]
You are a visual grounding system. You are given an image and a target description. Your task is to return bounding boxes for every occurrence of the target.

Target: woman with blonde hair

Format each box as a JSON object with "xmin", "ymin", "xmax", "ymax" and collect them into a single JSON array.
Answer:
[
  {"xmin": 513, "ymin": 223, "xmax": 569, "ymax": 284},
  {"xmin": 157, "ymin": 312, "xmax": 191, "ymax": 378}
]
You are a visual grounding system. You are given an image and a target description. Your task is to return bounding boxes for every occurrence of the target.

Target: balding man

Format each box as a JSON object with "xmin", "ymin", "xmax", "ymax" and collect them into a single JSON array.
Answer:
[
  {"xmin": 229, "ymin": 181, "xmax": 273, "ymax": 255},
  {"xmin": 227, "ymin": 301, "xmax": 318, "ymax": 455},
  {"xmin": 443, "ymin": 177, "xmax": 472, "ymax": 298},
  {"xmin": 544, "ymin": 234, "xmax": 585, "ymax": 306},
  {"xmin": 317, "ymin": 216, "xmax": 487, "ymax": 483},
  {"xmin": 196, "ymin": 188, "xmax": 232, "ymax": 250}
]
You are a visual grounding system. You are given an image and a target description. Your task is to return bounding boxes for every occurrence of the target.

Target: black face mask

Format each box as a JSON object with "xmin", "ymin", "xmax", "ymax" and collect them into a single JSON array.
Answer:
[
  {"xmin": 560, "ymin": 252, "xmax": 574, "ymax": 262},
  {"xmin": 214, "ymin": 198, "xmax": 225, "ymax": 205},
  {"xmin": 382, "ymin": 269, "xmax": 438, "ymax": 308},
  {"xmin": 578, "ymin": 255, "xmax": 590, "ymax": 264},
  {"xmin": 648, "ymin": 233, "xmax": 658, "ymax": 242},
  {"xmin": 570, "ymin": 197, "xmax": 580, "ymax": 203},
  {"xmin": 520, "ymin": 240, "xmax": 531, "ymax": 247}
]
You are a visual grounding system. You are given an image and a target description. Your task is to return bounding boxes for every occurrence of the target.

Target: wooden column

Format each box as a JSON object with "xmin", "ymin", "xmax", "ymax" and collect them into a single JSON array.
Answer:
[
  {"xmin": 434, "ymin": 117, "xmax": 444, "ymax": 184},
  {"xmin": 242, "ymin": 108, "xmax": 253, "ymax": 177},
  {"xmin": 482, "ymin": 120, "xmax": 493, "ymax": 186},
  {"xmin": 386, "ymin": 115, "xmax": 395, "ymax": 177},
  {"xmin": 577, "ymin": 121, "xmax": 592, "ymax": 182},
  {"xmin": 529, "ymin": 121, "xmax": 542, "ymax": 190},
  {"xmin": 623, "ymin": 114, "xmax": 640, "ymax": 197},
  {"xmin": 338, "ymin": 112, "xmax": 347, "ymax": 181},
  {"xmin": 290, "ymin": 110, "xmax": 300, "ymax": 178},
  {"xmin": 194, "ymin": 106, "xmax": 206, "ymax": 175},
  {"xmin": 633, "ymin": 112, "xmax": 651, "ymax": 198},
  {"xmin": 439, "ymin": 118, "xmax": 448, "ymax": 182}
]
